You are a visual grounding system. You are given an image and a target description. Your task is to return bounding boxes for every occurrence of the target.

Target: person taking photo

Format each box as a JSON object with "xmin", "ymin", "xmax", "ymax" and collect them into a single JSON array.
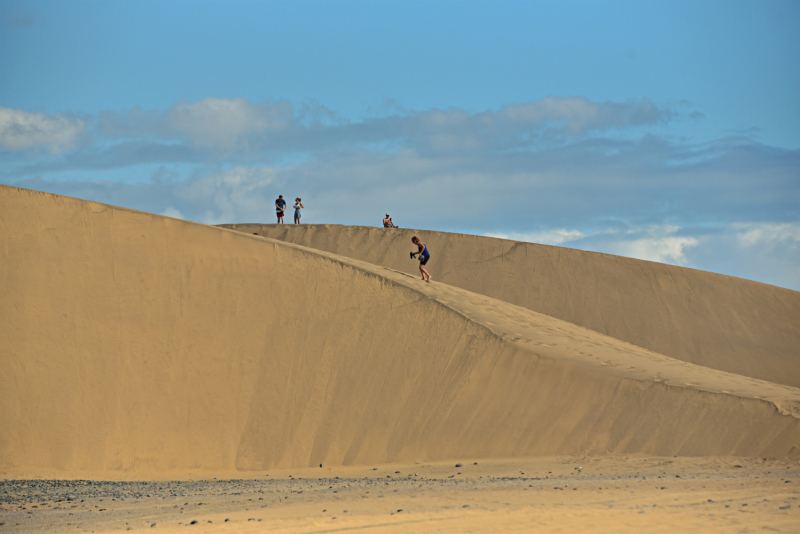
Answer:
[
  {"xmin": 293, "ymin": 198, "xmax": 304, "ymax": 224},
  {"xmin": 410, "ymin": 236, "xmax": 432, "ymax": 282}
]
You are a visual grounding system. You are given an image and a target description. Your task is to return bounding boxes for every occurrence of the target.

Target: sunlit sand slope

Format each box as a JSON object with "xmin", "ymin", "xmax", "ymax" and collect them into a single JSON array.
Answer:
[
  {"xmin": 224, "ymin": 224, "xmax": 800, "ymax": 388},
  {"xmin": 2, "ymin": 185, "xmax": 799, "ymax": 477}
]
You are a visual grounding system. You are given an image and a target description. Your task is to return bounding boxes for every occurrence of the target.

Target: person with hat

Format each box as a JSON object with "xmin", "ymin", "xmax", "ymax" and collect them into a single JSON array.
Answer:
[{"xmin": 383, "ymin": 213, "xmax": 398, "ymax": 228}]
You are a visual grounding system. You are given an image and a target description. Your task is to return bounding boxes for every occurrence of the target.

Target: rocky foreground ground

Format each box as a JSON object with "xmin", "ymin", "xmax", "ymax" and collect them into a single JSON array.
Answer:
[{"xmin": 1, "ymin": 457, "xmax": 798, "ymax": 533}]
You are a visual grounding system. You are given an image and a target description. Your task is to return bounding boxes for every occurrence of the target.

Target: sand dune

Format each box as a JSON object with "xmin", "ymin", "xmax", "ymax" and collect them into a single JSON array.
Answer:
[
  {"xmin": 224, "ymin": 224, "xmax": 800, "ymax": 388},
  {"xmin": 2, "ymin": 185, "xmax": 800, "ymax": 478}
]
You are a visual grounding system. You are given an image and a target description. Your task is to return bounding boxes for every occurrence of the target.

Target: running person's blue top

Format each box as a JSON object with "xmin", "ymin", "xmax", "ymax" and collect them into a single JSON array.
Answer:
[{"xmin": 418, "ymin": 243, "xmax": 430, "ymax": 257}]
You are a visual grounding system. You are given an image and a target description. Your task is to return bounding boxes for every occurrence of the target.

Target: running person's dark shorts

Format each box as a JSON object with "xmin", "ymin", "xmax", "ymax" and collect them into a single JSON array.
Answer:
[{"xmin": 419, "ymin": 255, "xmax": 429, "ymax": 266}]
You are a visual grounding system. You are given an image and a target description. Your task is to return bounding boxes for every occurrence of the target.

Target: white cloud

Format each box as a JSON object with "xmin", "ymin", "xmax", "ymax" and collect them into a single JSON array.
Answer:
[
  {"xmin": 574, "ymin": 225, "xmax": 699, "ymax": 265},
  {"xmin": 164, "ymin": 97, "xmax": 292, "ymax": 149},
  {"xmin": 4, "ymin": 95, "xmax": 799, "ymax": 290},
  {"xmin": 488, "ymin": 225, "xmax": 699, "ymax": 265},
  {"xmin": 400, "ymin": 97, "xmax": 670, "ymax": 153},
  {"xmin": 0, "ymin": 107, "xmax": 84, "ymax": 152},
  {"xmin": 160, "ymin": 207, "xmax": 185, "ymax": 219},
  {"xmin": 734, "ymin": 222, "xmax": 800, "ymax": 248},
  {"xmin": 63, "ymin": 96, "xmax": 677, "ymax": 158},
  {"xmin": 485, "ymin": 229, "xmax": 585, "ymax": 245},
  {"xmin": 691, "ymin": 222, "xmax": 800, "ymax": 290},
  {"xmin": 485, "ymin": 222, "xmax": 800, "ymax": 289},
  {"xmin": 15, "ymin": 163, "xmax": 800, "ymax": 289},
  {"xmin": 608, "ymin": 231, "xmax": 699, "ymax": 264},
  {"xmin": 496, "ymin": 97, "xmax": 666, "ymax": 134},
  {"xmin": 175, "ymin": 166, "xmax": 280, "ymax": 224}
]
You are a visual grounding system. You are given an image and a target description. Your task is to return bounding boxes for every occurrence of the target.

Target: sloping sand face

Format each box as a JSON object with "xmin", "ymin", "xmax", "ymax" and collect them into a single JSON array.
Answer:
[
  {"xmin": 2, "ymin": 185, "xmax": 800, "ymax": 479},
  {"xmin": 224, "ymin": 224, "xmax": 800, "ymax": 388}
]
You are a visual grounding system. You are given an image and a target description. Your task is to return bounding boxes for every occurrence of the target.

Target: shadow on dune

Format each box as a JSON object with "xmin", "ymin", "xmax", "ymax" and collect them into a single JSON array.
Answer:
[
  {"xmin": 1, "ymin": 186, "xmax": 799, "ymax": 477},
  {"xmin": 225, "ymin": 224, "xmax": 800, "ymax": 389}
]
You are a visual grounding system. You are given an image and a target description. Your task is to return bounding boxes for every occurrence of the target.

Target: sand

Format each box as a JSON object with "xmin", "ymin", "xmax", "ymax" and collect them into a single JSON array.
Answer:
[
  {"xmin": 2, "ymin": 185, "xmax": 799, "ymax": 532},
  {"xmin": 2, "ymin": 458, "xmax": 798, "ymax": 533},
  {"xmin": 224, "ymin": 224, "xmax": 800, "ymax": 388}
]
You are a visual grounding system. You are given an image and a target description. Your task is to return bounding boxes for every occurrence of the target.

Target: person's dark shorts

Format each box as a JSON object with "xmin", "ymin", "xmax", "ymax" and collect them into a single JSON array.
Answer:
[
  {"xmin": 277, "ymin": 211, "xmax": 284, "ymax": 218},
  {"xmin": 419, "ymin": 255, "xmax": 429, "ymax": 266}
]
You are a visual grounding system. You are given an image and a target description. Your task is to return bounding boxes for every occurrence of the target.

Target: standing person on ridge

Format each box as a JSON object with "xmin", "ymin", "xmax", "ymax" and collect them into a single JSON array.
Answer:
[
  {"xmin": 275, "ymin": 195, "xmax": 286, "ymax": 223},
  {"xmin": 293, "ymin": 198, "xmax": 304, "ymax": 224},
  {"xmin": 410, "ymin": 236, "xmax": 432, "ymax": 282}
]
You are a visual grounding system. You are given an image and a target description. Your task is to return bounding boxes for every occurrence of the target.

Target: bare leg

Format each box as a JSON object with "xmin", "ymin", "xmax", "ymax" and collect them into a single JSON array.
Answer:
[
  {"xmin": 294, "ymin": 216, "xmax": 300, "ymax": 224},
  {"xmin": 420, "ymin": 264, "xmax": 431, "ymax": 281}
]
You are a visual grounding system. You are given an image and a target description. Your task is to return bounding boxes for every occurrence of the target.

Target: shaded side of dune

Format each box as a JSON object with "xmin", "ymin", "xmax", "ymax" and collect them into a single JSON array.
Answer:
[
  {"xmin": 2, "ymin": 186, "xmax": 799, "ymax": 477},
  {"xmin": 224, "ymin": 224, "xmax": 800, "ymax": 388}
]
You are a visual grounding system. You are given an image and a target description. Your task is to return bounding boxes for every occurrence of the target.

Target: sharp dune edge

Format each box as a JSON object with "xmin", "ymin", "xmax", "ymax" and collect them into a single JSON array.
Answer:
[
  {"xmin": 223, "ymin": 224, "xmax": 800, "ymax": 389},
  {"xmin": 2, "ymin": 186, "xmax": 800, "ymax": 479}
]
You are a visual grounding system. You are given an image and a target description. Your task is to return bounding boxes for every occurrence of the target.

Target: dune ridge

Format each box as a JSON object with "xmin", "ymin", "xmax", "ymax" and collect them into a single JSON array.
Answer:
[
  {"xmin": 223, "ymin": 224, "xmax": 800, "ymax": 388},
  {"xmin": 2, "ymin": 185, "xmax": 799, "ymax": 478}
]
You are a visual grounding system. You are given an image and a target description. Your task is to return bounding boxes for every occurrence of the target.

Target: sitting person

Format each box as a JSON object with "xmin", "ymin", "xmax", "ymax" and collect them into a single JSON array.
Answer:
[{"xmin": 383, "ymin": 214, "xmax": 398, "ymax": 228}]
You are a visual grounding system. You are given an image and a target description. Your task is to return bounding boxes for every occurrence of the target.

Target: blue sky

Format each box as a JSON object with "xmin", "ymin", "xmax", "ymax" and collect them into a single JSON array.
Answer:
[{"xmin": 1, "ymin": 0, "xmax": 799, "ymax": 289}]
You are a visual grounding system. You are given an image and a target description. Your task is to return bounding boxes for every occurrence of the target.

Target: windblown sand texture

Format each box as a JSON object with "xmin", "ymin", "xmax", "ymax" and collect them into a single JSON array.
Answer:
[
  {"xmin": 2, "ymin": 185, "xmax": 800, "ymax": 480},
  {"xmin": 224, "ymin": 224, "xmax": 800, "ymax": 389}
]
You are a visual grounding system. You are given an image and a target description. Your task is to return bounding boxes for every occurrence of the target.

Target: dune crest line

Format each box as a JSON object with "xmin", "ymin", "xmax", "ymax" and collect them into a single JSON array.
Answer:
[
  {"xmin": 225, "ymin": 224, "xmax": 800, "ymax": 389},
  {"xmin": 2, "ymin": 185, "xmax": 799, "ymax": 478}
]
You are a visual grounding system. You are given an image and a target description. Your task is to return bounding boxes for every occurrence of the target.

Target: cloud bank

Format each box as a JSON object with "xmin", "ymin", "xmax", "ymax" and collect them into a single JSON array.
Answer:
[
  {"xmin": 489, "ymin": 222, "xmax": 800, "ymax": 291},
  {"xmin": 1, "ymin": 96, "xmax": 798, "ymax": 289},
  {"xmin": 0, "ymin": 108, "xmax": 85, "ymax": 152}
]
